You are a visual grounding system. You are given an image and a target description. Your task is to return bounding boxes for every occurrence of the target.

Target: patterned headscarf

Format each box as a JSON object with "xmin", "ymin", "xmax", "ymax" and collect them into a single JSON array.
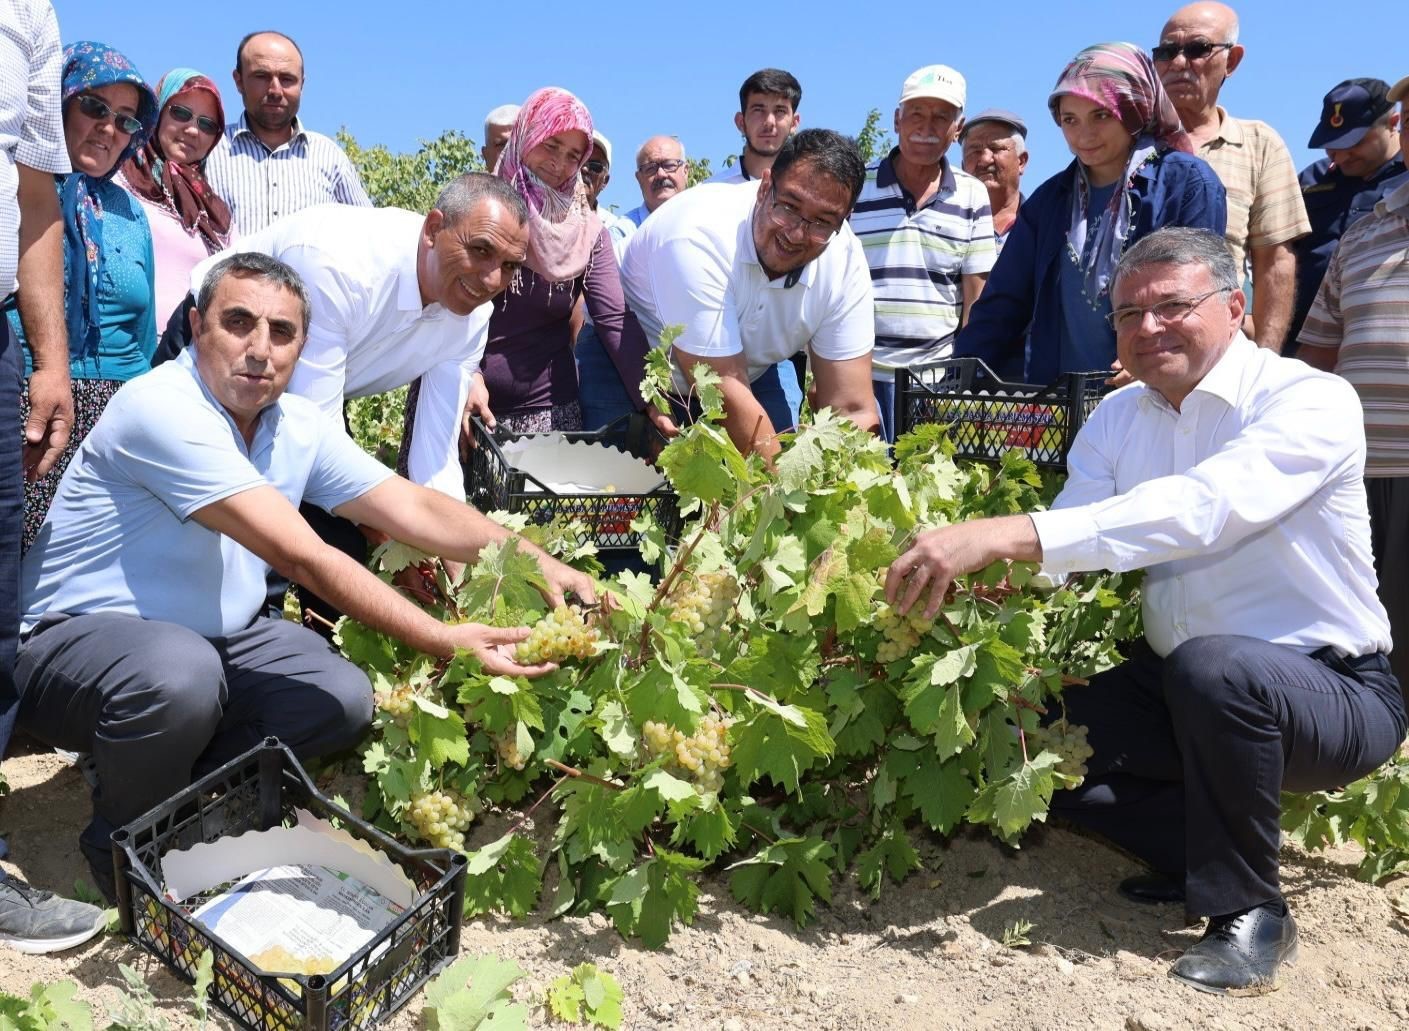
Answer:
[
  {"xmin": 59, "ymin": 42, "xmax": 158, "ymax": 359},
  {"xmin": 495, "ymin": 87, "xmax": 598, "ymax": 284},
  {"xmin": 1048, "ymin": 42, "xmax": 1193, "ymax": 303},
  {"xmin": 120, "ymin": 69, "xmax": 231, "ymax": 253}
]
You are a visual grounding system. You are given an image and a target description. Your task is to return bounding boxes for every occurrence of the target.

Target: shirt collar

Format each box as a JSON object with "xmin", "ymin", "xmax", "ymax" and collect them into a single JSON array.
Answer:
[
  {"xmin": 397, "ymin": 226, "xmax": 427, "ymax": 313},
  {"xmin": 1380, "ymin": 176, "xmax": 1409, "ymax": 217},
  {"xmin": 176, "ymin": 346, "xmax": 284, "ymax": 450},
  {"xmin": 876, "ymin": 147, "xmax": 956, "ymax": 200},
  {"xmin": 1207, "ymin": 107, "xmax": 1244, "ymax": 147},
  {"xmin": 230, "ymin": 111, "xmax": 307, "ymax": 150}
]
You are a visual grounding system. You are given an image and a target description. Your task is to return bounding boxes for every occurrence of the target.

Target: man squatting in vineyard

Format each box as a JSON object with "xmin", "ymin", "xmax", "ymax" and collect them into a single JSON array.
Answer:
[
  {"xmin": 9, "ymin": 251, "xmax": 597, "ymax": 903},
  {"xmin": 885, "ymin": 226, "xmax": 1404, "ymax": 995}
]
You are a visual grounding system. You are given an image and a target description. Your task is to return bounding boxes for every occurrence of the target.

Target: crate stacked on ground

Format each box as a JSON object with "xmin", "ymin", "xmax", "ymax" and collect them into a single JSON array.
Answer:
[
  {"xmin": 894, "ymin": 358, "xmax": 1108, "ymax": 470},
  {"xmin": 464, "ymin": 413, "xmax": 682, "ymax": 552},
  {"xmin": 113, "ymin": 739, "xmax": 467, "ymax": 1031}
]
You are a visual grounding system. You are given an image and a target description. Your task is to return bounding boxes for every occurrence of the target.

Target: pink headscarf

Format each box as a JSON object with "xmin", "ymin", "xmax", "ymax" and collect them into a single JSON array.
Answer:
[{"xmin": 496, "ymin": 87, "xmax": 599, "ymax": 284}]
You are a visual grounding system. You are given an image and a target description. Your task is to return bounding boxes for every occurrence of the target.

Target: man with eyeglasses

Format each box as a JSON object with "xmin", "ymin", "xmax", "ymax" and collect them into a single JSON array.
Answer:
[
  {"xmin": 849, "ymin": 64, "xmax": 996, "ymax": 441},
  {"xmin": 886, "ymin": 225, "xmax": 1400, "ymax": 996},
  {"xmin": 620, "ymin": 129, "xmax": 878, "ymax": 458},
  {"xmin": 624, "ymin": 135, "xmax": 687, "ymax": 228},
  {"xmin": 1290, "ymin": 78, "xmax": 1408, "ymax": 352},
  {"xmin": 705, "ymin": 68, "xmax": 802, "ymax": 185},
  {"xmin": 1153, "ymin": 2, "xmax": 1309, "ymax": 354}
]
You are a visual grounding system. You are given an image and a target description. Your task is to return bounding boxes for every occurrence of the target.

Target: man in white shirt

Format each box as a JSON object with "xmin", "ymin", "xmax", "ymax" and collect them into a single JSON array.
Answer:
[
  {"xmin": 621, "ymin": 129, "xmax": 879, "ymax": 459},
  {"xmin": 17, "ymin": 252, "xmax": 594, "ymax": 901},
  {"xmin": 884, "ymin": 227, "xmax": 1402, "ymax": 994},
  {"xmin": 704, "ymin": 68, "xmax": 802, "ymax": 185}
]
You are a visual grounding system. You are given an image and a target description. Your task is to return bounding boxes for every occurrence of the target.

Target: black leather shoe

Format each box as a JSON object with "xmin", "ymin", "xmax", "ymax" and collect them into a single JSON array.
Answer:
[
  {"xmin": 1169, "ymin": 903, "xmax": 1298, "ymax": 995},
  {"xmin": 1118, "ymin": 872, "xmax": 1185, "ymax": 905}
]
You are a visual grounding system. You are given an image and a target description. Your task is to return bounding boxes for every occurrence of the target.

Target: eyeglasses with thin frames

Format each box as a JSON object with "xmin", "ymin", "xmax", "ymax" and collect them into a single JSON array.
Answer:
[
  {"xmin": 637, "ymin": 158, "xmax": 685, "ymax": 176},
  {"xmin": 1105, "ymin": 288, "xmax": 1229, "ymax": 332},
  {"xmin": 75, "ymin": 94, "xmax": 142, "ymax": 135},
  {"xmin": 766, "ymin": 187, "xmax": 838, "ymax": 244},
  {"xmin": 1151, "ymin": 40, "xmax": 1235, "ymax": 62},
  {"xmin": 166, "ymin": 104, "xmax": 220, "ymax": 135}
]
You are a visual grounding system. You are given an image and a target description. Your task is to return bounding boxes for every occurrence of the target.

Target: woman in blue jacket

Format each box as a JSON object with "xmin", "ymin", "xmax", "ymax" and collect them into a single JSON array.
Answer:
[{"xmin": 955, "ymin": 42, "xmax": 1226, "ymax": 384}]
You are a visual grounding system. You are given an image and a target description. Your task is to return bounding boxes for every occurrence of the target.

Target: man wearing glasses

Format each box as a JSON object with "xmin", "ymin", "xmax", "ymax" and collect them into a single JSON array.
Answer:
[
  {"xmin": 849, "ymin": 64, "xmax": 996, "ymax": 442},
  {"xmin": 624, "ymin": 135, "xmax": 688, "ymax": 228},
  {"xmin": 620, "ymin": 129, "xmax": 878, "ymax": 459},
  {"xmin": 885, "ymin": 226, "xmax": 1400, "ymax": 995},
  {"xmin": 1154, "ymin": 3, "xmax": 1309, "ymax": 354}
]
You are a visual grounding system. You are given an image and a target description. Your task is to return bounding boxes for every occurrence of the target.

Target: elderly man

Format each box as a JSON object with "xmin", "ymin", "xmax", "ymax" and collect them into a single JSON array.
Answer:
[
  {"xmin": 621, "ymin": 129, "xmax": 878, "ymax": 459},
  {"xmin": 480, "ymin": 103, "xmax": 519, "ymax": 172},
  {"xmin": 706, "ymin": 68, "xmax": 802, "ymax": 185},
  {"xmin": 1297, "ymin": 75, "xmax": 1409, "ymax": 698},
  {"xmin": 886, "ymin": 226, "xmax": 1402, "ymax": 994},
  {"xmin": 624, "ymin": 135, "xmax": 687, "ymax": 227},
  {"xmin": 15, "ymin": 252, "xmax": 593, "ymax": 902},
  {"xmin": 1154, "ymin": 2, "xmax": 1309, "ymax": 353},
  {"xmin": 0, "ymin": 0, "xmax": 105, "ymax": 955},
  {"xmin": 204, "ymin": 31, "xmax": 371, "ymax": 234},
  {"xmin": 850, "ymin": 65, "xmax": 996, "ymax": 441},
  {"xmin": 959, "ymin": 109, "xmax": 1028, "ymax": 254},
  {"xmin": 1290, "ymin": 78, "xmax": 1408, "ymax": 350}
]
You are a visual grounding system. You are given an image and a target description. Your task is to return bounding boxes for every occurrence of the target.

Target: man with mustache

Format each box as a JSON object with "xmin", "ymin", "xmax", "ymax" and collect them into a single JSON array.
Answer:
[
  {"xmin": 706, "ymin": 68, "xmax": 802, "ymax": 185},
  {"xmin": 959, "ymin": 110, "xmax": 1029, "ymax": 255},
  {"xmin": 204, "ymin": 30, "xmax": 371, "ymax": 235},
  {"xmin": 849, "ymin": 65, "xmax": 996, "ymax": 441},
  {"xmin": 480, "ymin": 103, "xmax": 519, "ymax": 173},
  {"xmin": 1153, "ymin": 2, "xmax": 1309, "ymax": 354},
  {"xmin": 624, "ymin": 135, "xmax": 688, "ymax": 228}
]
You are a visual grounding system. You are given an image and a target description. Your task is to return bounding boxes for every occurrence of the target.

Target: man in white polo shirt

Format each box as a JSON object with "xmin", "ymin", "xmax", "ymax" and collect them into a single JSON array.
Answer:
[
  {"xmin": 884, "ymin": 228, "xmax": 1402, "ymax": 994},
  {"xmin": 17, "ymin": 252, "xmax": 595, "ymax": 900},
  {"xmin": 851, "ymin": 64, "xmax": 996, "ymax": 441},
  {"xmin": 621, "ymin": 129, "xmax": 878, "ymax": 459}
]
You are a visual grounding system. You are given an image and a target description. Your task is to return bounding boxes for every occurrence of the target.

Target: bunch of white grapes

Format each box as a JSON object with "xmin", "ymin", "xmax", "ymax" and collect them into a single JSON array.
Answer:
[
  {"xmin": 495, "ymin": 731, "xmax": 528, "ymax": 771},
  {"xmin": 642, "ymin": 716, "xmax": 733, "ymax": 795},
  {"xmin": 516, "ymin": 605, "xmax": 600, "ymax": 664},
  {"xmin": 1028, "ymin": 719, "xmax": 1095, "ymax": 780},
  {"xmin": 407, "ymin": 787, "xmax": 474, "ymax": 851},
  {"xmin": 375, "ymin": 684, "xmax": 415, "ymax": 727},
  {"xmin": 668, "ymin": 571, "xmax": 735, "ymax": 644},
  {"xmin": 874, "ymin": 602, "xmax": 935, "ymax": 663}
]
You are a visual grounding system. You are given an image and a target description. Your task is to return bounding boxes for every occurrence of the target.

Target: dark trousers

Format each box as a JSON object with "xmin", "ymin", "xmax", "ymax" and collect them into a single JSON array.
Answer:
[
  {"xmin": 0, "ymin": 317, "xmax": 24, "ymax": 763},
  {"xmin": 1367, "ymin": 476, "xmax": 1409, "ymax": 703},
  {"xmin": 1051, "ymin": 635, "xmax": 1405, "ymax": 917},
  {"xmin": 265, "ymin": 502, "xmax": 369, "ymax": 634},
  {"xmin": 16, "ymin": 612, "xmax": 372, "ymax": 867}
]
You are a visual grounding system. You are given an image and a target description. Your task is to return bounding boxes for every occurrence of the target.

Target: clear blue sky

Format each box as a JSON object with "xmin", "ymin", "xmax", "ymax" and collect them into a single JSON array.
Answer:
[{"xmin": 52, "ymin": 0, "xmax": 1405, "ymax": 213}]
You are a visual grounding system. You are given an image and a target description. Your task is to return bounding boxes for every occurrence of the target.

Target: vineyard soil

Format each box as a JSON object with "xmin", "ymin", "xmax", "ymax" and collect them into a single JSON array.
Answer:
[{"xmin": 4, "ymin": 743, "xmax": 1409, "ymax": 1030}]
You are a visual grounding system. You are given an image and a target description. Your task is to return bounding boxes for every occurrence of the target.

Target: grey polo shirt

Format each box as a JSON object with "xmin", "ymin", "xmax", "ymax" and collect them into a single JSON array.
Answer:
[{"xmin": 21, "ymin": 349, "xmax": 392, "ymax": 637}]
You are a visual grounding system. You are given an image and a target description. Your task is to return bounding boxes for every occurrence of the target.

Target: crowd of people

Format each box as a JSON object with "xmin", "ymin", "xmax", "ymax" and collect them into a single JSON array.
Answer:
[{"xmin": 0, "ymin": 0, "xmax": 1405, "ymax": 1002}]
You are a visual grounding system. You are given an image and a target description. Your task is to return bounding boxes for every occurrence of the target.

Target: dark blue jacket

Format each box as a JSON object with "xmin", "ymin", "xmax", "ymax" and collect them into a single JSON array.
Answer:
[{"xmin": 954, "ymin": 150, "xmax": 1227, "ymax": 384}]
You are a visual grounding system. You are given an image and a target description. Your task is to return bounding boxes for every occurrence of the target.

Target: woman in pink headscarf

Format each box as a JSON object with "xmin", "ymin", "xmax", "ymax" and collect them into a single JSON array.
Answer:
[{"xmin": 478, "ymin": 87, "xmax": 656, "ymax": 433}]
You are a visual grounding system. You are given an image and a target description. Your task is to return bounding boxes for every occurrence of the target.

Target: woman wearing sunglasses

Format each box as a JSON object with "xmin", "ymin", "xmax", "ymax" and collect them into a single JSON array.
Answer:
[
  {"xmin": 116, "ymin": 69, "xmax": 232, "ymax": 324},
  {"xmin": 954, "ymin": 42, "xmax": 1227, "ymax": 385},
  {"xmin": 6, "ymin": 42, "xmax": 157, "ymax": 550}
]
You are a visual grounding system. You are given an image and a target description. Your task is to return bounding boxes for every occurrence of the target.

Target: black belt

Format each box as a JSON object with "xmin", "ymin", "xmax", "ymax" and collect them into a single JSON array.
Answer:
[{"xmin": 1311, "ymin": 646, "xmax": 1393, "ymax": 679}]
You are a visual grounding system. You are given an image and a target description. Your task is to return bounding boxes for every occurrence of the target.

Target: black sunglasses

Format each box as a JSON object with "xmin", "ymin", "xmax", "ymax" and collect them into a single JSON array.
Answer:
[
  {"xmin": 581, "ymin": 159, "xmax": 607, "ymax": 176},
  {"xmin": 75, "ymin": 94, "xmax": 142, "ymax": 135},
  {"xmin": 1151, "ymin": 40, "xmax": 1235, "ymax": 62},
  {"xmin": 167, "ymin": 103, "xmax": 220, "ymax": 135}
]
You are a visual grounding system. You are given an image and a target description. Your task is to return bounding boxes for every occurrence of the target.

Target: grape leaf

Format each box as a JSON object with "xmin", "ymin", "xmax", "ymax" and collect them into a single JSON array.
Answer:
[
  {"xmin": 856, "ymin": 822, "xmax": 922, "ymax": 898},
  {"xmin": 604, "ymin": 849, "xmax": 707, "ymax": 948},
  {"xmin": 669, "ymin": 797, "xmax": 738, "ymax": 860},
  {"xmin": 458, "ymin": 539, "xmax": 549, "ymax": 619},
  {"xmin": 731, "ymin": 701, "xmax": 834, "ymax": 794},
  {"xmin": 658, "ymin": 424, "xmax": 747, "ymax": 504},
  {"xmin": 546, "ymin": 964, "xmax": 623, "ymax": 1029},
  {"xmin": 463, "ymin": 833, "xmax": 542, "ymax": 918},
  {"xmin": 727, "ymin": 836, "xmax": 836, "ymax": 926},
  {"xmin": 410, "ymin": 706, "xmax": 470, "ymax": 768},
  {"xmin": 967, "ymin": 752, "xmax": 1062, "ymax": 842},
  {"xmin": 595, "ymin": 699, "xmax": 638, "ymax": 757},
  {"xmin": 370, "ymin": 538, "xmax": 431, "ymax": 576},
  {"xmin": 424, "ymin": 953, "xmax": 527, "ymax": 1031}
]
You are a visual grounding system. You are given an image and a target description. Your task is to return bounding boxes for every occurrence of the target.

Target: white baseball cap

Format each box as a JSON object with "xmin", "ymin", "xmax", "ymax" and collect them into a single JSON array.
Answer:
[{"xmin": 899, "ymin": 65, "xmax": 966, "ymax": 110}]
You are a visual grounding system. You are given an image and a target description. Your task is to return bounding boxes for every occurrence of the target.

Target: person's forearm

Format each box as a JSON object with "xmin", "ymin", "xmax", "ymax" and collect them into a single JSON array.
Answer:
[
  {"xmin": 720, "ymin": 380, "xmax": 780, "ymax": 459},
  {"xmin": 1249, "ymin": 244, "xmax": 1296, "ymax": 353},
  {"xmin": 15, "ymin": 169, "xmax": 67, "ymax": 371}
]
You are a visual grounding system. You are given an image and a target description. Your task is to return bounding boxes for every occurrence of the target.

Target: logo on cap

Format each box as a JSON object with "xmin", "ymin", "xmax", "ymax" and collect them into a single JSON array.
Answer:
[{"xmin": 1329, "ymin": 103, "xmax": 1344, "ymax": 128}]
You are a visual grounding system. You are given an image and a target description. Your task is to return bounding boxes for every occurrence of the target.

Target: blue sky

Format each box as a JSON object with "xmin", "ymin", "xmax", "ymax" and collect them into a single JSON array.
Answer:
[{"xmin": 53, "ymin": 0, "xmax": 1404, "ymax": 212}]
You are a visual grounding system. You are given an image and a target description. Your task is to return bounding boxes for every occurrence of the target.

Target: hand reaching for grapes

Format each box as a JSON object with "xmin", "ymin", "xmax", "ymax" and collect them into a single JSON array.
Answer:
[
  {"xmin": 445, "ymin": 622, "xmax": 558, "ymax": 677},
  {"xmin": 886, "ymin": 515, "xmax": 1043, "ymax": 619}
]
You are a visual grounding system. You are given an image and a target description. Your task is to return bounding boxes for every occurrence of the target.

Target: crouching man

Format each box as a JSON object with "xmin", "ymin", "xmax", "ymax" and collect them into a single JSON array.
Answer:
[
  {"xmin": 884, "ymin": 226, "xmax": 1404, "ymax": 994},
  {"xmin": 15, "ymin": 253, "xmax": 595, "ymax": 899}
]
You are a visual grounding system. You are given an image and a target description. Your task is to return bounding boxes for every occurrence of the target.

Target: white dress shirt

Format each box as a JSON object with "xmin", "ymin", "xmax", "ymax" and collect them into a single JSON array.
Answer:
[
  {"xmin": 619, "ymin": 181, "xmax": 874, "ymax": 390},
  {"xmin": 191, "ymin": 205, "xmax": 489, "ymax": 500},
  {"xmin": 1031, "ymin": 333, "xmax": 1391, "ymax": 659}
]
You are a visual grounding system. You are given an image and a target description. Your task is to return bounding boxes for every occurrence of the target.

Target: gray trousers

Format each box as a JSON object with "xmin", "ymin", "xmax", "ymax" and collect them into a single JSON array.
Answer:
[{"xmin": 15, "ymin": 613, "xmax": 372, "ymax": 867}]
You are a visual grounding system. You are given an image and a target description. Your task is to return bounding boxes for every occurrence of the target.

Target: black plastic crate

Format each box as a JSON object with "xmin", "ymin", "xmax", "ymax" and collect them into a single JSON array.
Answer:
[
  {"xmin": 112, "ymin": 738, "xmax": 466, "ymax": 1031},
  {"xmin": 464, "ymin": 414, "xmax": 682, "ymax": 551},
  {"xmin": 894, "ymin": 358, "xmax": 1107, "ymax": 469}
]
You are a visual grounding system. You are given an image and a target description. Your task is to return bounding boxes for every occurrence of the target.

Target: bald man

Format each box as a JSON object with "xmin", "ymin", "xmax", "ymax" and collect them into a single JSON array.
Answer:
[
  {"xmin": 204, "ymin": 30, "xmax": 371, "ymax": 234},
  {"xmin": 624, "ymin": 135, "xmax": 688, "ymax": 227},
  {"xmin": 1153, "ymin": 3, "xmax": 1308, "ymax": 352}
]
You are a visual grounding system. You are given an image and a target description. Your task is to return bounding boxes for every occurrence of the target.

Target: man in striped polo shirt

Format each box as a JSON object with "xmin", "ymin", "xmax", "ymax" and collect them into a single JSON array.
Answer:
[
  {"xmin": 204, "ymin": 31, "xmax": 371, "ymax": 234},
  {"xmin": 1298, "ymin": 79, "xmax": 1409, "ymax": 699},
  {"xmin": 849, "ymin": 65, "xmax": 996, "ymax": 441}
]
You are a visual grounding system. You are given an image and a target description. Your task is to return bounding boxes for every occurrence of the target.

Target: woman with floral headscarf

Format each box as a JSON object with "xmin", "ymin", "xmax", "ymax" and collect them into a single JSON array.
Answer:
[
  {"xmin": 116, "ymin": 68, "xmax": 232, "ymax": 324},
  {"xmin": 6, "ymin": 41, "xmax": 158, "ymax": 550},
  {"xmin": 955, "ymin": 42, "xmax": 1226, "ymax": 384}
]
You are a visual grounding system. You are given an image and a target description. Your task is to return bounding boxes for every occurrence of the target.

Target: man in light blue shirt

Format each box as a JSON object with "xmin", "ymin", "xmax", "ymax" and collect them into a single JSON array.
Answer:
[{"xmin": 16, "ymin": 252, "xmax": 596, "ymax": 900}]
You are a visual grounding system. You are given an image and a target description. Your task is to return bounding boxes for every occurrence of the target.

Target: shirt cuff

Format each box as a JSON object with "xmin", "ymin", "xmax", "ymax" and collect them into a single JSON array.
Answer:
[{"xmin": 1029, "ymin": 507, "xmax": 1102, "ymax": 576}]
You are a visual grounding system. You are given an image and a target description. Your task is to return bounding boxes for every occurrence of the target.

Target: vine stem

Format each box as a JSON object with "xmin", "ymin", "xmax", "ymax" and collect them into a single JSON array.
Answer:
[
  {"xmin": 507, "ymin": 774, "xmax": 569, "ymax": 834},
  {"xmin": 544, "ymin": 758, "xmax": 623, "ymax": 791},
  {"xmin": 634, "ymin": 500, "xmax": 722, "ymax": 661},
  {"xmin": 741, "ymin": 821, "xmax": 777, "ymax": 845},
  {"xmin": 304, "ymin": 608, "xmax": 337, "ymax": 632}
]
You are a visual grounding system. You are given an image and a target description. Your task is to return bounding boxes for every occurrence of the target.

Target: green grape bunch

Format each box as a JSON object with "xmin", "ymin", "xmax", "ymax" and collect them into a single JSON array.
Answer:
[
  {"xmin": 407, "ymin": 787, "xmax": 474, "ymax": 851},
  {"xmin": 375, "ymin": 684, "xmax": 415, "ymax": 727},
  {"xmin": 874, "ymin": 601, "xmax": 935, "ymax": 663},
  {"xmin": 642, "ymin": 715, "xmax": 733, "ymax": 795},
  {"xmin": 1028, "ymin": 718, "xmax": 1095, "ymax": 781},
  {"xmin": 495, "ymin": 731, "xmax": 528, "ymax": 771},
  {"xmin": 668, "ymin": 570, "xmax": 735, "ymax": 645},
  {"xmin": 516, "ymin": 605, "xmax": 601, "ymax": 664}
]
